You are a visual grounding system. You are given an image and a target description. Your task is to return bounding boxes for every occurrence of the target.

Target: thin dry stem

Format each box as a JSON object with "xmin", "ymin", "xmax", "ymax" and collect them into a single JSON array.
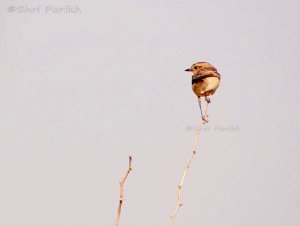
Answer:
[
  {"xmin": 115, "ymin": 156, "xmax": 133, "ymax": 226},
  {"xmin": 169, "ymin": 101, "xmax": 209, "ymax": 226}
]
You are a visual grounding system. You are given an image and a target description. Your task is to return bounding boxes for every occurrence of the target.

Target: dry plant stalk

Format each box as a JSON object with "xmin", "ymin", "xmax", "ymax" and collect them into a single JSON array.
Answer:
[
  {"xmin": 169, "ymin": 102, "xmax": 209, "ymax": 226},
  {"xmin": 115, "ymin": 156, "xmax": 133, "ymax": 226}
]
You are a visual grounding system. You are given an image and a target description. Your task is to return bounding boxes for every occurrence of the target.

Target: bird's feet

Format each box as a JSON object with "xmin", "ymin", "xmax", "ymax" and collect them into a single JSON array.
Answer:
[
  {"xmin": 202, "ymin": 115, "xmax": 209, "ymax": 124},
  {"xmin": 205, "ymin": 96, "xmax": 211, "ymax": 103}
]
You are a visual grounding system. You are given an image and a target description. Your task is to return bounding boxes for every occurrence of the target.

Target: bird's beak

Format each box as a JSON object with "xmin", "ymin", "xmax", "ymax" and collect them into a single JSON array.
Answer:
[{"xmin": 185, "ymin": 68, "xmax": 192, "ymax": 72}]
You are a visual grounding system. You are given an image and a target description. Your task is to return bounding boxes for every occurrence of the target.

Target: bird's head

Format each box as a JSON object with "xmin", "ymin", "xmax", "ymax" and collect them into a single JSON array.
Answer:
[{"xmin": 185, "ymin": 62, "xmax": 217, "ymax": 74}]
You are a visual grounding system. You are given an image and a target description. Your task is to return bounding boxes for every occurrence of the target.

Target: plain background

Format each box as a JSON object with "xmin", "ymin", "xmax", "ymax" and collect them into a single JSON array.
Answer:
[{"xmin": 0, "ymin": 0, "xmax": 300, "ymax": 226}]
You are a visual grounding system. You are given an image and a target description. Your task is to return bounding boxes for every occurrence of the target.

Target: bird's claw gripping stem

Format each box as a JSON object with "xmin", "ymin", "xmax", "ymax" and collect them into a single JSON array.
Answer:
[{"xmin": 205, "ymin": 96, "xmax": 211, "ymax": 103}]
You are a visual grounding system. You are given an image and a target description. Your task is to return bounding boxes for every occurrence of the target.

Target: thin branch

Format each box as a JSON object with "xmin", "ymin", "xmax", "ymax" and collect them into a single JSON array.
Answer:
[
  {"xmin": 115, "ymin": 156, "xmax": 133, "ymax": 226},
  {"xmin": 169, "ymin": 101, "xmax": 209, "ymax": 226}
]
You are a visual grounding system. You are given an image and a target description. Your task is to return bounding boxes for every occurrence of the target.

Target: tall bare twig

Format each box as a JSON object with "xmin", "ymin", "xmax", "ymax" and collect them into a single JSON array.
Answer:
[
  {"xmin": 115, "ymin": 156, "xmax": 133, "ymax": 226},
  {"xmin": 169, "ymin": 101, "xmax": 209, "ymax": 226}
]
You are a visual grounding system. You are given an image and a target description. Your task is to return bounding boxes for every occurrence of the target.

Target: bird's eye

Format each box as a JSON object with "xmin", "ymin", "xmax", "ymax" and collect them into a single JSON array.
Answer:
[{"xmin": 194, "ymin": 66, "xmax": 198, "ymax": 69}]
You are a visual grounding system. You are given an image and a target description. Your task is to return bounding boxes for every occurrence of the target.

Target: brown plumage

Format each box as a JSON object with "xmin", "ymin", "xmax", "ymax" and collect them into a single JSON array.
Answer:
[{"xmin": 185, "ymin": 62, "xmax": 221, "ymax": 122}]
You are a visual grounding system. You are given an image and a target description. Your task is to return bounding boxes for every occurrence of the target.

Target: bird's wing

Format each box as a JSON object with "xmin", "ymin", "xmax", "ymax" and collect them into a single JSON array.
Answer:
[
  {"xmin": 199, "ymin": 70, "xmax": 220, "ymax": 79},
  {"xmin": 192, "ymin": 71, "xmax": 220, "ymax": 83}
]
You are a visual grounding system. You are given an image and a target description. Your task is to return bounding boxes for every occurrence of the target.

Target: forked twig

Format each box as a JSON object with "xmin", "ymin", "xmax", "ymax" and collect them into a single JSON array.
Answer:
[
  {"xmin": 115, "ymin": 156, "xmax": 133, "ymax": 226},
  {"xmin": 169, "ymin": 101, "xmax": 209, "ymax": 226}
]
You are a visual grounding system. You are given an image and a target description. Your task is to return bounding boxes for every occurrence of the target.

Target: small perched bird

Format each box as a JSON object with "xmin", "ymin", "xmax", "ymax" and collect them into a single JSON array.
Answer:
[{"xmin": 185, "ymin": 62, "xmax": 221, "ymax": 122}]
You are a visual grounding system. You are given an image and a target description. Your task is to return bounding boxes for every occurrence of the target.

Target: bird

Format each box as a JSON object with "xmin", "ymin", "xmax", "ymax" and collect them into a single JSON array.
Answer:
[{"xmin": 185, "ymin": 62, "xmax": 221, "ymax": 122}]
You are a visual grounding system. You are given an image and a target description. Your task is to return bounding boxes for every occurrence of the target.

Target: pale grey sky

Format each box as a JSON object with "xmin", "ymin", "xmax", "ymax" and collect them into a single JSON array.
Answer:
[{"xmin": 0, "ymin": 1, "xmax": 300, "ymax": 226}]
